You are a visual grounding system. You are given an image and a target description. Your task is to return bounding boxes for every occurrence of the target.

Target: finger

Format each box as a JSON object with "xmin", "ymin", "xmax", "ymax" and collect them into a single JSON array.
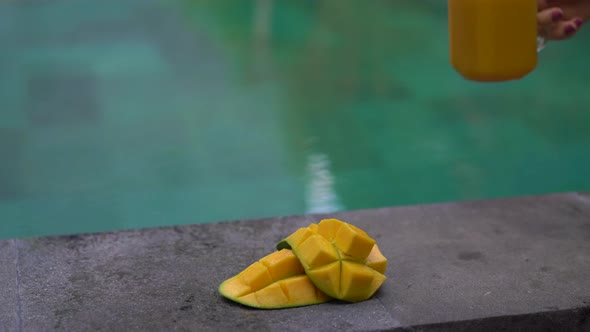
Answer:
[
  {"xmin": 544, "ymin": 0, "xmax": 563, "ymax": 9},
  {"xmin": 537, "ymin": 0, "xmax": 549, "ymax": 11},
  {"xmin": 537, "ymin": 7, "xmax": 563, "ymax": 26},
  {"xmin": 546, "ymin": 18, "xmax": 582, "ymax": 40}
]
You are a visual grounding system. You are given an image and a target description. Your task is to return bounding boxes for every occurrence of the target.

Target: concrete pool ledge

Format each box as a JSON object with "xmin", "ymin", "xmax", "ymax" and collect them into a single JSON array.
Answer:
[{"xmin": 1, "ymin": 192, "xmax": 589, "ymax": 331}]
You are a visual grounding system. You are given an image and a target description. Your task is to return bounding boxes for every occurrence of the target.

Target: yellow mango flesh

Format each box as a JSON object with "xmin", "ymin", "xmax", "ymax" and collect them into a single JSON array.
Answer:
[
  {"xmin": 318, "ymin": 218, "xmax": 375, "ymax": 259},
  {"xmin": 277, "ymin": 219, "xmax": 387, "ymax": 302},
  {"xmin": 366, "ymin": 243, "xmax": 388, "ymax": 274},
  {"xmin": 218, "ymin": 249, "xmax": 331, "ymax": 309}
]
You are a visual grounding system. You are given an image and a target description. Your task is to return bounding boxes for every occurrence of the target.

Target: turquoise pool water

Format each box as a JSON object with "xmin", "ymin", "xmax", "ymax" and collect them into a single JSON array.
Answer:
[{"xmin": 1, "ymin": 0, "xmax": 589, "ymax": 239}]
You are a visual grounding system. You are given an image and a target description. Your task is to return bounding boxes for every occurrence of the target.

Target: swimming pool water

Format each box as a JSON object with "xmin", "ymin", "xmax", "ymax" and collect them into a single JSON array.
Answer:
[{"xmin": 1, "ymin": 0, "xmax": 589, "ymax": 239}]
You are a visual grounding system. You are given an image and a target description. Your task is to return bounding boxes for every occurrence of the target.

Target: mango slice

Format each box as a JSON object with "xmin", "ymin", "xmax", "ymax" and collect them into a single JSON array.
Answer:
[
  {"xmin": 276, "ymin": 218, "xmax": 387, "ymax": 302},
  {"xmin": 218, "ymin": 249, "xmax": 332, "ymax": 309}
]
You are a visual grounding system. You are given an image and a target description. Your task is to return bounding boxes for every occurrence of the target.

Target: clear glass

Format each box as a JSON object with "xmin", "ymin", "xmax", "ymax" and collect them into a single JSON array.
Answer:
[
  {"xmin": 537, "ymin": 35, "xmax": 547, "ymax": 52},
  {"xmin": 538, "ymin": 20, "xmax": 552, "ymax": 52}
]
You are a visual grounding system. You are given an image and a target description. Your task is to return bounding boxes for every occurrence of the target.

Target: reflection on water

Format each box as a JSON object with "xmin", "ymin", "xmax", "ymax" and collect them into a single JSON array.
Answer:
[
  {"xmin": 305, "ymin": 153, "xmax": 343, "ymax": 214},
  {"xmin": 0, "ymin": 0, "xmax": 589, "ymax": 239}
]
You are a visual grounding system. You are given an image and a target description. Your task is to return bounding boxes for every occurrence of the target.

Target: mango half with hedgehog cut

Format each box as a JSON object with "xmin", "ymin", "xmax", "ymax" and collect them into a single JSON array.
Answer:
[
  {"xmin": 276, "ymin": 219, "xmax": 387, "ymax": 302},
  {"xmin": 219, "ymin": 249, "xmax": 331, "ymax": 309}
]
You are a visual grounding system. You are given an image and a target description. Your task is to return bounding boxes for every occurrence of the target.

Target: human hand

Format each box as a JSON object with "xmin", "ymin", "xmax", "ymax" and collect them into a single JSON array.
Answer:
[{"xmin": 537, "ymin": 0, "xmax": 588, "ymax": 40}]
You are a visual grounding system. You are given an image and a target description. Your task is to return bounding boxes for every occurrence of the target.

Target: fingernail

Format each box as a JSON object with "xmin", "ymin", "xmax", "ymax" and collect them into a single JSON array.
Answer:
[
  {"xmin": 575, "ymin": 18, "xmax": 584, "ymax": 27},
  {"xmin": 552, "ymin": 10, "xmax": 563, "ymax": 21},
  {"xmin": 565, "ymin": 25, "xmax": 576, "ymax": 35}
]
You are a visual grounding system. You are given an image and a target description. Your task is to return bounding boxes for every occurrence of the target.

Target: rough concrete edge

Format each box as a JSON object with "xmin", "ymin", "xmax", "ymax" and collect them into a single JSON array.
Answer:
[
  {"xmin": 184, "ymin": 191, "xmax": 585, "ymax": 228},
  {"xmin": 388, "ymin": 306, "xmax": 590, "ymax": 332},
  {"xmin": 6, "ymin": 191, "xmax": 583, "ymax": 242},
  {"xmin": 0, "ymin": 239, "xmax": 22, "ymax": 332},
  {"xmin": 573, "ymin": 191, "xmax": 590, "ymax": 204},
  {"xmin": 13, "ymin": 239, "xmax": 23, "ymax": 332}
]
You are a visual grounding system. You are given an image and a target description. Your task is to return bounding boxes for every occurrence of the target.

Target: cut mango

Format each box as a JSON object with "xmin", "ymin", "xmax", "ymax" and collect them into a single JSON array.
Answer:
[
  {"xmin": 276, "ymin": 218, "xmax": 387, "ymax": 302},
  {"xmin": 366, "ymin": 243, "xmax": 388, "ymax": 274},
  {"xmin": 218, "ymin": 249, "xmax": 332, "ymax": 309},
  {"xmin": 318, "ymin": 218, "xmax": 375, "ymax": 259}
]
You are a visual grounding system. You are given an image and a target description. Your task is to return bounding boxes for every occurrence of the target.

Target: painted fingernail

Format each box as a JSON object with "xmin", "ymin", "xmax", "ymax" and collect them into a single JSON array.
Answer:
[
  {"xmin": 575, "ymin": 18, "xmax": 584, "ymax": 27},
  {"xmin": 552, "ymin": 11, "xmax": 563, "ymax": 21},
  {"xmin": 565, "ymin": 25, "xmax": 576, "ymax": 35}
]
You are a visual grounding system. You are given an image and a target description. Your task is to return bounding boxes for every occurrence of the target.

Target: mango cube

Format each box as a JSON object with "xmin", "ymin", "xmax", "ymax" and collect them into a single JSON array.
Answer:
[
  {"xmin": 306, "ymin": 261, "xmax": 341, "ymax": 298},
  {"xmin": 333, "ymin": 222, "xmax": 375, "ymax": 260},
  {"xmin": 316, "ymin": 218, "xmax": 342, "ymax": 241},
  {"xmin": 260, "ymin": 248, "xmax": 305, "ymax": 279},
  {"xmin": 239, "ymin": 262, "xmax": 272, "ymax": 291},
  {"xmin": 297, "ymin": 234, "xmax": 339, "ymax": 269},
  {"xmin": 340, "ymin": 262, "xmax": 379, "ymax": 302},
  {"xmin": 366, "ymin": 244, "xmax": 388, "ymax": 274}
]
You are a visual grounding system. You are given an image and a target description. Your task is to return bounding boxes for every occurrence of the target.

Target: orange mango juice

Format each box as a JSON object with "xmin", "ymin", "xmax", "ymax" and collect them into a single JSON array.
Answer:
[{"xmin": 448, "ymin": 0, "xmax": 538, "ymax": 82}]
